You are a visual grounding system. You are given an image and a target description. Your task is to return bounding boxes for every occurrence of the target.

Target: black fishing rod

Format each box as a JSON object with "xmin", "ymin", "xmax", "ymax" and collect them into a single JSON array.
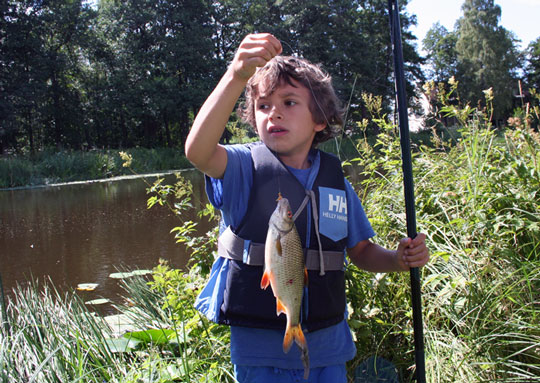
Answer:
[{"xmin": 387, "ymin": 0, "xmax": 426, "ymax": 382}]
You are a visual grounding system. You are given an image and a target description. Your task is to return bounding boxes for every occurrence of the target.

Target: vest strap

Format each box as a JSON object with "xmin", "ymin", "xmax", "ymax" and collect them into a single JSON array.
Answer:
[{"xmin": 218, "ymin": 226, "xmax": 344, "ymax": 271}]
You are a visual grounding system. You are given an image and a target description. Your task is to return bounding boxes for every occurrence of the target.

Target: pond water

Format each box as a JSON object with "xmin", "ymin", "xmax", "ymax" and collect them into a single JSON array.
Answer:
[{"xmin": 0, "ymin": 170, "xmax": 209, "ymax": 306}]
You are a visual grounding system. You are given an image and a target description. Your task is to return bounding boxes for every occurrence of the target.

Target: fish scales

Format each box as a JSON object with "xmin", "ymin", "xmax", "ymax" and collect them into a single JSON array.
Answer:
[{"xmin": 261, "ymin": 196, "xmax": 310, "ymax": 380}]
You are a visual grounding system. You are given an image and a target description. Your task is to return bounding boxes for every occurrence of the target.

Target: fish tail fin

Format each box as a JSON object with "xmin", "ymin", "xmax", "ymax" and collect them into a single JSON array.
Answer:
[
  {"xmin": 283, "ymin": 322, "xmax": 310, "ymax": 378},
  {"xmin": 282, "ymin": 322, "xmax": 307, "ymax": 354}
]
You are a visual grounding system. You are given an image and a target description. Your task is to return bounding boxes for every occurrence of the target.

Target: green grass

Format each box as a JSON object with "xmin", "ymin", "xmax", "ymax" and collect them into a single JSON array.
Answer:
[
  {"xmin": 0, "ymin": 269, "xmax": 233, "ymax": 383},
  {"xmin": 343, "ymin": 88, "xmax": 540, "ymax": 381}
]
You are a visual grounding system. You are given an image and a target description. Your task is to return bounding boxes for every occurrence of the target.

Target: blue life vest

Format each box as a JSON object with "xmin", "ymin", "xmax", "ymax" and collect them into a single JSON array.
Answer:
[{"xmin": 217, "ymin": 143, "xmax": 348, "ymax": 332}]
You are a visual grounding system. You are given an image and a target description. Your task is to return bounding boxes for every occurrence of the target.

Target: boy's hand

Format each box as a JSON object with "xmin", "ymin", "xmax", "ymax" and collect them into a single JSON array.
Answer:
[
  {"xmin": 230, "ymin": 33, "xmax": 282, "ymax": 81},
  {"xmin": 396, "ymin": 233, "xmax": 430, "ymax": 270}
]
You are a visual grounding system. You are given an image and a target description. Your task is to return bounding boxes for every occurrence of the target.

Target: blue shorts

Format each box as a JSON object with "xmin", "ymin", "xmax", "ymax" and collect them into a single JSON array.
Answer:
[{"xmin": 233, "ymin": 364, "xmax": 347, "ymax": 383}]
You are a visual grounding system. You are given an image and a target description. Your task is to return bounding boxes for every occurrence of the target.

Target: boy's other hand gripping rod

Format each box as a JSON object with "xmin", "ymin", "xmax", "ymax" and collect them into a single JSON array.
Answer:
[{"xmin": 387, "ymin": 0, "xmax": 426, "ymax": 382}]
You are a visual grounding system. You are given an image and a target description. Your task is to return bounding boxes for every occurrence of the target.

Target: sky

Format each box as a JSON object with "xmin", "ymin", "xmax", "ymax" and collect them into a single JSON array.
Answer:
[{"xmin": 406, "ymin": 0, "xmax": 540, "ymax": 52}]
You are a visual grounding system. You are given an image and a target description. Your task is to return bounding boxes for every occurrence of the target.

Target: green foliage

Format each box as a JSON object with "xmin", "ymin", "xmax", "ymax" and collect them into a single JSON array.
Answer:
[
  {"xmin": 0, "ymin": 0, "xmax": 97, "ymax": 153},
  {"xmin": 2, "ymin": 0, "xmax": 423, "ymax": 153},
  {"xmin": 423, "ymin": 0, "xmax": 523, "ymax": 122},
  {"xmin": 527, "ymin": 37, "xmax": 540, "ymax": 91},
  {"xmin": 423, "ymin": 23, "xmax": 458, "ymax": 82},
  {"xmin": 345, "ymin": 86, "xmax": 540, "ymax": 382},
  {"xmin": 0, "ymin": 279, "xmax": 126, "ymax": 382},
  {"xmin": 145, "ymin": 173, "xmax": 219, "ymax": 274},
  {"xmin": 144, "ymin": 261, "xmax": 233, "ymax": 382},
  {"xmin": 455, "ymin": 0, "xmax": 522, "ymax": 120},
  {"xmin": 0, "ymin": 269, "xmax": 234, "ymax": 383}
]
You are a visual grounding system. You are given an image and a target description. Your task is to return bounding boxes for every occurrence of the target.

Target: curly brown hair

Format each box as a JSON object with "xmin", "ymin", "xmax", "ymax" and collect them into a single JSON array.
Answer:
[{"xmin": 237, "ymin": 56, "xmax": 344, "ymax": 146}]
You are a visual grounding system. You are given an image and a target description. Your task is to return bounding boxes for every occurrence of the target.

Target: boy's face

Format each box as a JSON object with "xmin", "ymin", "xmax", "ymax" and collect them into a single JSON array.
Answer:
[{"xmin": 254, "ymin": 79, "xmax": 326, "ymax": 169}]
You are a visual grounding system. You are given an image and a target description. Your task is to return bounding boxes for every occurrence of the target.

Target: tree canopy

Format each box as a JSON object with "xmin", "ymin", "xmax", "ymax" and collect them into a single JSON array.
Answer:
[
  {"xmin": 1, "ymin": 0, "xmax": 537, "ymax": 155},
  {"xmin": 423, "ymin": 0, "xmax": 527, "ymax": 122},
  {"xmin": 1, "ymin": 0, "xmax": 427, "ymax": 154},
  {"xmin": 526, "ymin": 37, "xmax": 540, "ymax": 92}
]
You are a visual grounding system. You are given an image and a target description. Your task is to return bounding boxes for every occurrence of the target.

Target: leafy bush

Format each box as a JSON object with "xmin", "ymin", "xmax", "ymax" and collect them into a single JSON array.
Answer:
[{"xmin": 345, "ymin": 83, "xmax": 540, "ymax": 382}]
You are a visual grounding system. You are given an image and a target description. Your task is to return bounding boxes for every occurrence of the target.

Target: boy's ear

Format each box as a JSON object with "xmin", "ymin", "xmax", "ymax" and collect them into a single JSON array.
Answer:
[{"xmin": 314, "ymin": 123, "xmax": 326, "ymax": 132}]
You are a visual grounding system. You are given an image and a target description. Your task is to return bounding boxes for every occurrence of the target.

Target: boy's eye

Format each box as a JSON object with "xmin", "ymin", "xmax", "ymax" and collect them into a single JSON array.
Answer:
[
  {"xmin": 258, "ymin": 103, "xmax": 269, "ymax": 110},
  {"xmin": 285, "ymin": 100, "xmax": 297, "ymax": 107}
]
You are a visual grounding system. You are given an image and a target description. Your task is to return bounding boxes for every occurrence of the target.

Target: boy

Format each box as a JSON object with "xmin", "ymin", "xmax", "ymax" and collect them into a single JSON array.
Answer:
[{"xmin": 185, "ymin": 33, "xmax": 429, "ymax": 383}]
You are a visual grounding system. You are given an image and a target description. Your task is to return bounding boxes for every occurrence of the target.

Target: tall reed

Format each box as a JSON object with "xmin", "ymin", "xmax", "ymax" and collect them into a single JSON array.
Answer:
[
  {"xmin": 0, "ymin": 273, "xmax": 234, "ymax": 383},
  {"xmin": 345, "ymin": 83, "xmax": 540, "ymax": 382}
]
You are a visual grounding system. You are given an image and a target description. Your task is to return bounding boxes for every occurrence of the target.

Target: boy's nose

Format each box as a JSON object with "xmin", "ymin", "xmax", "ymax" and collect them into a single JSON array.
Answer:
[{"xmin": 269, "ymin": 106, "xmax": 282, "ymax": 120}]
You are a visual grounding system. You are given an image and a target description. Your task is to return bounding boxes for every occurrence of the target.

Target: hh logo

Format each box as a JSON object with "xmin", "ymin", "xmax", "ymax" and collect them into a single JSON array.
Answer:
[
  {"xmin": 319, "ymin": 187, "xmax": 348, "ymax": 241},
  {"xmin": 328, "ymin": 193, "xmax": 347, "ymax": 215}
]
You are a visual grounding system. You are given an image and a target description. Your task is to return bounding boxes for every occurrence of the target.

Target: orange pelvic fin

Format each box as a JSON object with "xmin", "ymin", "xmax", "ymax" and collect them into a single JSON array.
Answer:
[
  {"xmin": 304, "ymin": 267, "xmax": 308, "ymax": 286},
  {"xmin": 260, "ymin": 269, "xmax": 271, "ymax": 290}
]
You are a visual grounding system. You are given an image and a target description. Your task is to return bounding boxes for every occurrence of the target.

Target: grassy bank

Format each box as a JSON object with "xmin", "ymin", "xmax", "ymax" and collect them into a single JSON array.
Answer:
[
  {"xmin": 0, "ymin": 268, "xmax": 232, "ymax": 383},
  {"xmin": 0, "ymin": 147, "xmax": 192, "ymax": 189},
  {"xmin": 0, "ymin": 129, "xmax": 441, "ymax": 190}
]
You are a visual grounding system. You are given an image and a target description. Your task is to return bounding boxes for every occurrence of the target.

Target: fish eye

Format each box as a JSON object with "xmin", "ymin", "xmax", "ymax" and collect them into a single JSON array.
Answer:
[{"xmin": 287, "ymin": 210, "xmax": 292, "ymax": 218}]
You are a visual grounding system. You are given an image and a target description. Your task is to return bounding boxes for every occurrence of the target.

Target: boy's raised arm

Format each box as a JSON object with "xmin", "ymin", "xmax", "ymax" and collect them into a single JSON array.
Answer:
[{"xmin": 185, "ymin": 33, "xmax": 282, "ymax": 179}]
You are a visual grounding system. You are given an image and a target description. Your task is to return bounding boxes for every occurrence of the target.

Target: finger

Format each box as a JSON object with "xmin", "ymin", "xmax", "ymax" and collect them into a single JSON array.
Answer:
[
  {"xmin": 403, "ymin": 233, "xmax": 426, "ymax": 254},
  {"xmin": 248, "ymin": 33, "xmax": 283, "ymax": 56},
  {"xmin": 398, "ymin": 237, "xmax": 411, "ymax": 252},
  {"xmin": 236, "ymin": 48, "xmax": 272, "ymax": 67},
  {"xmin": 404, "ymin": 242, "xmax": 427, "ymax": 256},
  {"xmin": 235, "ymin": 44, "xmax": 274, "ymax": 67},
  {"xmin": 405, "ymin": 250, "xmax": 430, "ymax": 267},
  {"xmin": 409, "ymin": 233, "xmax": 426, "ymax": 248},
  {"xmin": 242, "ymin": 34, "xmax": 282, "ymax": 60},
  {"xmin": 408, "ymin": 257, "xmax": 429, "ymax": 268}
]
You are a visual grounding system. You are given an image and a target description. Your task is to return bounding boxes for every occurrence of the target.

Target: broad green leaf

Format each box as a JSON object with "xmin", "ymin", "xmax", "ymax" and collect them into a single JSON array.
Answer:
[
  {"xmin": 124, "ymin": 329, "xmax": 176, "ymax": 345},
  {"xmin": 109, "ymin": 272, "xmax": 134, "ymax": 279}
]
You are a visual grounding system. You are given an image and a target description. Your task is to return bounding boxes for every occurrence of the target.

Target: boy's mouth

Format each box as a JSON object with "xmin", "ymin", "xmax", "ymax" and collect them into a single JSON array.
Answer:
[{"xmin": 268, "ymin": 125, "xmax": 287, "ymax": 135}]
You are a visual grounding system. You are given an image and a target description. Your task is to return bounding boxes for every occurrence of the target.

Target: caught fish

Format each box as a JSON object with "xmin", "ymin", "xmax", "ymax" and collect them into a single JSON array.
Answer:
[{"xmin": 261, "ymin": 195, "xmax": 310, "ymax": 379}]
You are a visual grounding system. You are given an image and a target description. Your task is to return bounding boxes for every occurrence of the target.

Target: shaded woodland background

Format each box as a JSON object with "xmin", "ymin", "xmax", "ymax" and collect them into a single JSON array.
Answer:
[{"xmin": 1, "ymin": 0, "xmax": 539, "ymax": 155}]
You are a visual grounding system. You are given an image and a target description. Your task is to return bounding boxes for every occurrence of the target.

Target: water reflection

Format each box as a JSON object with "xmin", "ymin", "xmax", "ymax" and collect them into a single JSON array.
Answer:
[{"xmin": 0, "ymin": 170, "xmax": 209, "ymax": 304}]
